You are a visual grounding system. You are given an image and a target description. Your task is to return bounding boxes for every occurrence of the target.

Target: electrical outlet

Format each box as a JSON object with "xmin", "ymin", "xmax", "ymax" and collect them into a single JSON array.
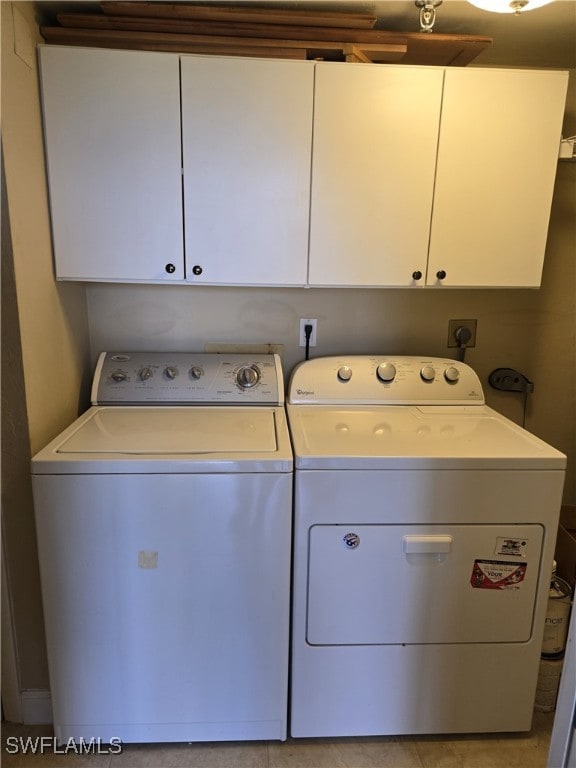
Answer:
[
  {"xmin": 299, "ymin": 319, "xmax": 317, "ymax": 347},
  {"xmin": 489, "ymin": 368, "xmax": 534, "ymax": 393},
  {"xmin": 447, "ymin": 319, "xmax": 477, "ymax": 348}
]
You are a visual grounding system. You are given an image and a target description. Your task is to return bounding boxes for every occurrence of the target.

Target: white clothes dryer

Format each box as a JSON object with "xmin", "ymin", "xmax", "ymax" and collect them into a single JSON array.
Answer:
[
  {"xmin": 287, "ymin": 356, "xmax": 566, "ymax": 738},
  {"xmin": 32, "ymin": 352, "xmax": 292, "ymax": 744}
]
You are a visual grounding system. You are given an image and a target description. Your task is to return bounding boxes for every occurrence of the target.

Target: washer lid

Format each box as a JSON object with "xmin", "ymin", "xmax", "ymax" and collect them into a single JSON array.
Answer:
[
  {"xmin": 287, "ymin": 404, "xmax": 567, "ymax": 470},
  {"xmin": 57, "ymin": 407, "xmax": 277, "ymax": 454}
]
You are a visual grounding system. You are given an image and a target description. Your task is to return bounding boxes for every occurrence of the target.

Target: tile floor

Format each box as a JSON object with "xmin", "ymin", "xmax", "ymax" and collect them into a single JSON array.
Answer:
[{"xmin": 1, "ymin": 711, "xmax": 555, "ymax": 768}]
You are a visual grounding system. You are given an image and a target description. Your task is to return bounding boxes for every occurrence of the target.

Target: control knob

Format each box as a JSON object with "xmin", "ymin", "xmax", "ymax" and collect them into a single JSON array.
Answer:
[
  {"xmin": 189, "ymin": 366, "xmax": 203, "ymax": 381},
  {"xmin": 444, "ymin": 365, "xmax": 460, "ymax": 383},
  {"xmin": 111, "ymin": 370, "xmax": 127, "ymax": 383},
  {"xmin": 376, "ymin": 362, "xmax": 397, "ymax": 383},
  {"xmin": 236, "ymin": 365, "xmax": 260, "ymax": 389},
  {"xmin": 337, "ymin": 366, "xmax": 352, "ymax": 382},
  {"xmin": 420, "ymin": 365, "xmax": 436, "ymax": 382},
  {"xmin": 164, "ymin": 366, "xmax": 178, "ymax": 380},
  {"xmin": 139, "ymin": 367, "xmax": 153, "ymax": 382}
]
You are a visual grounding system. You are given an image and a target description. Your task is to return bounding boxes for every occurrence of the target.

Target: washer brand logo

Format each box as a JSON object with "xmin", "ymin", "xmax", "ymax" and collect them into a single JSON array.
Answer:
[{"xmin": 296, "ymin": 388, "xmax": 315, "ymax": 396}]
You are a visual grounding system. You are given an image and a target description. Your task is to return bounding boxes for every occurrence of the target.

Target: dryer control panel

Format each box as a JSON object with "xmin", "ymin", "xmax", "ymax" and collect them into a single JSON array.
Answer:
[
  {"xmin": 289, "ymin": 356, "xmax": 484, "ymax": 406},
  {"xmin": 92, "ymin": 352, "xmax": 283, "ymax": 405}
]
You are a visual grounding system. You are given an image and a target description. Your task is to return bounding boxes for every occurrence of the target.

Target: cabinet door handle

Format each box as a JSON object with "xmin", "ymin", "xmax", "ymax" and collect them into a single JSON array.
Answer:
[
  {"xmin": 192, "ymin": 265, "xmax": 203, "ymax": 276},
  {"xmin": 412, "ymin": 270, "xmax": 423, "ymax": 281},
  {"xmin": 436, "ymin": 270, "xmax": 447, "ymax": 280},
  {"xmin": 165, "ymin": 263, "xmax": 176, "ymax": 274}
]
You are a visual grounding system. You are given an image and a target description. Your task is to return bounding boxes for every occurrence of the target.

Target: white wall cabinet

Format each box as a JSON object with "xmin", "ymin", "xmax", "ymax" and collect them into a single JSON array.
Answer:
[
  {"xmin": 308, "ymin": 63, "xmax": 444, "ymax": 288},
  {"xmin": 40, "ymin": 48, "xmax": 567, "ymax": 289},
  {"xmin": 428, "ymin": 68, "xmax": 568, "ymax": 288},
  {"xmin": 39, "ymin": 46, "xmax": 184, "ymax": 282},
  {"xmin": 181, "ymin": 56, "xmax": 314, "ymax": 286},
  {"xmin": 308, "ymin": 62, "xmax": 568, "ymax": 289}
]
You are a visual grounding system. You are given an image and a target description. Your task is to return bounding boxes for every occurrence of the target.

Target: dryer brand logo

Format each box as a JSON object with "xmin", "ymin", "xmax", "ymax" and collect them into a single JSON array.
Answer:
[{"xmin": 296, "ymin": 388, "xmax": 315, "ymax": 397}]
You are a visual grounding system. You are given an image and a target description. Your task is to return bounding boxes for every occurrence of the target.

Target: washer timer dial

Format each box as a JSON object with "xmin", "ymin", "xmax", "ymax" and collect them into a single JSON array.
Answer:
[{"xmin": 236, "ymin": 365, "xmax": 261, "ymax": 389}]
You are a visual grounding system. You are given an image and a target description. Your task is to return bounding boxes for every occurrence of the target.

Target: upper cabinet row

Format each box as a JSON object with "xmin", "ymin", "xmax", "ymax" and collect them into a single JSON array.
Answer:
[{"xmin": 38, "ymin": 46, "xmax": 568, "ymax": 288}]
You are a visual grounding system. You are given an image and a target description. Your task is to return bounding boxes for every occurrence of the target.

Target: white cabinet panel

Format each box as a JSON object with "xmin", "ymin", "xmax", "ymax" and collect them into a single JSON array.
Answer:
[
  {"xmin": 308, "ymin": 63, "xmax": 443, "ymax": 288},
  {"xmin": 181, "ymin": 56, "xmax": 314, "ymax": 286},
  {"xmin": 428, "ymin": 68, "xmax": 568, "ymax": 288},
  {"xmin": 39, "ymin": 46, "xmax": 184, "ymax": 282}
]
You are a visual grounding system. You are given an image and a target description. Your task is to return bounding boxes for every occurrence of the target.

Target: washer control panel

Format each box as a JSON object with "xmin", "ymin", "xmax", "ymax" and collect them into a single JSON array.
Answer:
[
  {"xmin": 289, "ymin": 356, "xmax": 484, "ymax": 405},
  {"xmin": 92, "ymin": 352, "xmax": 283, "ymax": 405}
]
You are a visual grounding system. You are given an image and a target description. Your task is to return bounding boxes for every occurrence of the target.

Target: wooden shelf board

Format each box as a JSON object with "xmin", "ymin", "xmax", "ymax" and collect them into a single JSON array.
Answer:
[
  {"xmin": 41, "ymin": 4, "xmax": 492, "ymax": 66},
  {"xmin": 99, "ymin": 2, "xmax": 378, "ymax": 29}
]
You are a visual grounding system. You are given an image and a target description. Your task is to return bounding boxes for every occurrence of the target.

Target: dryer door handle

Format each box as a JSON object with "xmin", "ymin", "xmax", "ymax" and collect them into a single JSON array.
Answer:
[{"xmin": 403, "ymin": 535, "xmax": 453, "ymax": 554}]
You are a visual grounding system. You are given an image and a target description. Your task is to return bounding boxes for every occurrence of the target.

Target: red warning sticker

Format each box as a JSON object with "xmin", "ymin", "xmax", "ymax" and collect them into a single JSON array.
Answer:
[{"xmin": 470, "ymin": 559, "xmax": 527, "ymax": 590}]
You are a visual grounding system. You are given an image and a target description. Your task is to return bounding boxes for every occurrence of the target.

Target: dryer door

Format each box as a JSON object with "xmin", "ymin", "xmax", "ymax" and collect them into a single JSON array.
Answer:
[{"xmin": 306, "ymin": 524, "xmax": 543, "ymax": 645}]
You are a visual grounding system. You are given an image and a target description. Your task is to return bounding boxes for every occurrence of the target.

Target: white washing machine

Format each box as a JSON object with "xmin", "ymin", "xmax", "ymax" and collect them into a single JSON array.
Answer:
[
  {"xmin": 32, "ymin": 352, "xmax": 292, "ymax": 744},
  {"xmin": 287, "ymin": 355, "xmax": 566, "ymax": 738}
]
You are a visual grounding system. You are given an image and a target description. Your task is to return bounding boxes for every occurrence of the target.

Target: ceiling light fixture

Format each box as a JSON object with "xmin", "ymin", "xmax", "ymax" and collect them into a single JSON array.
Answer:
[{"xmin": 467, "ymin": 0, "xmax": 555, "ymax": 14}]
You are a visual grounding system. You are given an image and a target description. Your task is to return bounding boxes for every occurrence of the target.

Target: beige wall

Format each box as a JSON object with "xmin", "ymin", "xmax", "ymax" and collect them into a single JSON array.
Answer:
[{"xmin": 1, "ymin": 1, "xmax": 90, "ymax": 695}]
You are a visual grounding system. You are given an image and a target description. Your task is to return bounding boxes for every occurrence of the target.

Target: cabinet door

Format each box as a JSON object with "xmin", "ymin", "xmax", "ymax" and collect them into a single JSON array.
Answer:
[
  {"xmin": 181, "ymin": 56, "xmax": 314, "ymax": 286},
  {"xmin": 308, "ymin": 63, "xmax": 443, "ymax": 288},
  {"xmin": 428, "ymin": 68, "xmax": 568, "ymax": 288},
  {"xmin": 39, "ymin": 46, "xmax": 184, "ymax": 282}
]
